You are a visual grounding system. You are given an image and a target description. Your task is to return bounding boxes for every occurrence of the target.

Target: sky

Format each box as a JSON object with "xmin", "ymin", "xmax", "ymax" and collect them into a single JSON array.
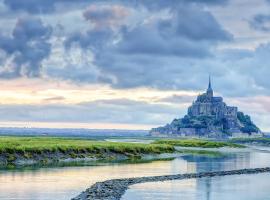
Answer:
[{"xmin": 0, "ymin": 0, "xmax": 269, "ymax": 131}]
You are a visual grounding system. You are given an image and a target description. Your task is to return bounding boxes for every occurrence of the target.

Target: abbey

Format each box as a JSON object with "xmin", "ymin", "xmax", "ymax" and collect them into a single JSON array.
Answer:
[{"xmin": 150, "ymin": 78, "xmax": 262, "ymax": 138}]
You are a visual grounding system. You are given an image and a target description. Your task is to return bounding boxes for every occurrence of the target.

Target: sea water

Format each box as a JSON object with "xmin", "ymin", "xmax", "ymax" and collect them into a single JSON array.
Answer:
[{"xmin": 0, "ymin": 146, "xmax": 270, "ymax": 200}]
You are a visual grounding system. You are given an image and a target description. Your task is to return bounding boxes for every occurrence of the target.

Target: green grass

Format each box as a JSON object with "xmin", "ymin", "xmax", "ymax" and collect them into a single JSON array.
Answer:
[
  {"xmin": 0, "ymin": 136, "xmax": 174, "ymax": 155},
  {"xmin": 152, "ymin": 139, "xmax": 244, "ymax": 148}
]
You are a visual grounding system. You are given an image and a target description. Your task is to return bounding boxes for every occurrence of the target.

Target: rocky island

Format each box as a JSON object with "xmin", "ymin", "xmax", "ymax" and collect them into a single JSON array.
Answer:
[{"xmin": 150, "ymin": 77, "xmax": 262, "ymax": 138}]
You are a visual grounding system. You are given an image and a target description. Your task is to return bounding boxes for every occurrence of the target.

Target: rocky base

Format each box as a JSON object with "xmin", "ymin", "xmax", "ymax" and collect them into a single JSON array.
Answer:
[{"xmin": 72, "ymin": 167, "xmax": 270, "ymax": 200}]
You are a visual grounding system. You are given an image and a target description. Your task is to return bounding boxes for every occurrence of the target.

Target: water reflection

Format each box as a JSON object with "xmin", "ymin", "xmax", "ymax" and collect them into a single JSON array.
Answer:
[
  {"xmin": 123, "ymin": 173, "xmax": 270, "ymax": 200},
  {"xmin": 0, "ymin": 159, "xmax": 192, "ymax": 200},
  {"xmin": 123, "ymin": 150, "xmax": 270, "ymax": 200},
  {"xmin": 181, "ymin": 152, "xmax": 252, "ymax": 172},
  {"xmin": 1, "ymin": 148, "xmax": 270, "ymax": 200}
]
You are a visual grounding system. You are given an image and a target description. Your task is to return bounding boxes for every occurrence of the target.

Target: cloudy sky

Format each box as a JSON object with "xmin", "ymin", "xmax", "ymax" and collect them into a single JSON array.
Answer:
[{"xmin": 0, "ymin": 0, "xmax": 269, "ymax": 131}]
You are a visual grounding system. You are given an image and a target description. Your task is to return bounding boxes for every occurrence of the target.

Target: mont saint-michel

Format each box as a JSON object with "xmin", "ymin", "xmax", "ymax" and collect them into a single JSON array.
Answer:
[{"xmin": 150, "ymin": 78, "xmax": 262, "ymax": 138}]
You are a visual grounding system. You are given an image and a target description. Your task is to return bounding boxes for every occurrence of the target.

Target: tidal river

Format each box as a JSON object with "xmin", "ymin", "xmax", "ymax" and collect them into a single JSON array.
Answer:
[{"xmin": 1, "ymin": 146, "xmax": 270, "ymax": 200}]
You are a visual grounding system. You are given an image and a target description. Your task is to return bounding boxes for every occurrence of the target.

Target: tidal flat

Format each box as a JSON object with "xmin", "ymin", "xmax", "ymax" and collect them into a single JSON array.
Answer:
[
  {"xmin": 0, "ymin": 136, "xmax": 174, "ymax": 167},
  {"xmin": 1, "ymin": 143, "xmax": 270, "ymax": 200},
  {"xmin": 2, "ymin": 136, "xmax": 270, "ymax": 200},
  {"xmin": 0, "ymin": 136, "xmax": 242, "ymax": 167}
]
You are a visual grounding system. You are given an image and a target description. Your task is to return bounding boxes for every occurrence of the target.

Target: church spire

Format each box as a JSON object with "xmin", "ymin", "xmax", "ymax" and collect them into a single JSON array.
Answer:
[
  {"xmin": 207, "ymin": 75, "xmax": 213, "ymax": 97},
  {"xmin": 208, "ymin": 75, "xmax": 212, "ymax": 90}
]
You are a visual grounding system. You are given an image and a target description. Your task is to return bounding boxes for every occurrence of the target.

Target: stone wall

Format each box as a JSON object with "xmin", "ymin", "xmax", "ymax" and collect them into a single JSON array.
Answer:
[{"xmin": 179, "ymin": 128, "xmax": 196, "ymax": 136}]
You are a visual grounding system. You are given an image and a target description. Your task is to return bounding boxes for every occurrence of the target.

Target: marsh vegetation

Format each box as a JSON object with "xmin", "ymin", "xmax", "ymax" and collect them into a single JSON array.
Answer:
[
  {"xmin": 0, "ymin": 136, "xmax": 244, "ymax": 167},
  {"xmin": 153, "ymin": 139, "xmax": 244, "ymax": 148}
]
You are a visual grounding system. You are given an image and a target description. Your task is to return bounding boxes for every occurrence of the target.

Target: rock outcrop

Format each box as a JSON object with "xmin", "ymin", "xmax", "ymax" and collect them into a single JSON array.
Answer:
[{"xmin": 150, "ymin": 77, "xmax": 262, "ymax": 138}]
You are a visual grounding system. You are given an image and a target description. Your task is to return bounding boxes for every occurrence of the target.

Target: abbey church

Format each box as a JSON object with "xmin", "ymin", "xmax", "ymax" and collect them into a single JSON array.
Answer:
[{"xmin": 150, "ymin": 77, "xmax": 262, "ymax": 138}]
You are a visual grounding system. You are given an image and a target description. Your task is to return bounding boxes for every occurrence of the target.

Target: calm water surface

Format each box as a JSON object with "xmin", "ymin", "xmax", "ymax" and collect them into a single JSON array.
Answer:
[
  {"xmin": 122, "ymin": 173, "xmax": 270, "ymax": 200},
  {"xmin": 0, "ymin": 146, "xmax": 270, "ymax": 200},
  {"xmin": 122, "ymin": 146, "xmax": 270, "ymax": 200}
]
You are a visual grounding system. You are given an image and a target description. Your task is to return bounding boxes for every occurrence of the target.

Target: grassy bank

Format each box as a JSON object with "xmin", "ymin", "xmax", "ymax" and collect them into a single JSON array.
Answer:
[
  {"xmin": 153, "ymin": 139, "xmax": 244, "ymax": 148},
  {"xmin": 0, "ymin": 136, "xmax": 174, "ymax": 154},
  {"xmin": 0, "ymin": 136, "xmax": 245, "ymax": 167},
  {"xmin": 0, "ymin": 136, "xmax": 174, "ymax": 167}
]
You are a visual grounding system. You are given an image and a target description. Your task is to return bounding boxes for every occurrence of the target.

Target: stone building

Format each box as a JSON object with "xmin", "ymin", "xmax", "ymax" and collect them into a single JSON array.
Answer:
[{"xmin": 150, "ymin": 77, "xmax": 261, "ymax": 138}]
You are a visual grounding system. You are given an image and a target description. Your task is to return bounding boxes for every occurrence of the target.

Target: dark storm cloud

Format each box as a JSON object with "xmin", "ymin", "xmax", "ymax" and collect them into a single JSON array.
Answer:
[
  {"xmin": 115, "ymin": 24, "xmax": 212, "ymax": 57},
  {"xmin": 64, "ymin": 5, "xmax": 126, "ymax": 51},
  {"xmin": 2, "ymin": 0, "xmax": 228, "ymax": 14},
  {"xmin": 3, "ymin": 0, "xmax": 55, "ymax": 13},
  {"xmin": 65, "ymin": 28, "xmax": 114, "ymax": 51},
  {"xmin": 2, "ymin": 0, "xmax": 91, "ymax": 14},
  {"xmin": 1, "ymin": 0, "xmax": 232, "ymax": 85},
  {"xmin": 13, "ymin": 17, "xmax": 52, "ymax": 39},
  {"xmin": 63, "ymin": 4, "xmax": 232, "ymax": 89},
  {"xmin": 0, "ymin": 17, "xmax": 52, "ymax": 77},
  {"xmin": 250, "ymin": 14, "xmax": 270, "ymax": 32},
  {"xmin": 135, "ymin": 0, "xmax": 228, "ymax": 11},
  {"xmin": 80, "ymin": 4, "xmax": 130, "ymax": 48},
  {"xmin": 168, "ymin": 7, "xmax": 232, "ymax": 41},
  {"xmin": 83, "ymin": 4, "xmax": 129, "ymax": 25},
  {"xmin": 113, "ymin": 6, "xmax": 232, "ymax": 56},
  {"xmin": 4, "ymin": 0, "xmax": 262, "ymax": 98}
]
